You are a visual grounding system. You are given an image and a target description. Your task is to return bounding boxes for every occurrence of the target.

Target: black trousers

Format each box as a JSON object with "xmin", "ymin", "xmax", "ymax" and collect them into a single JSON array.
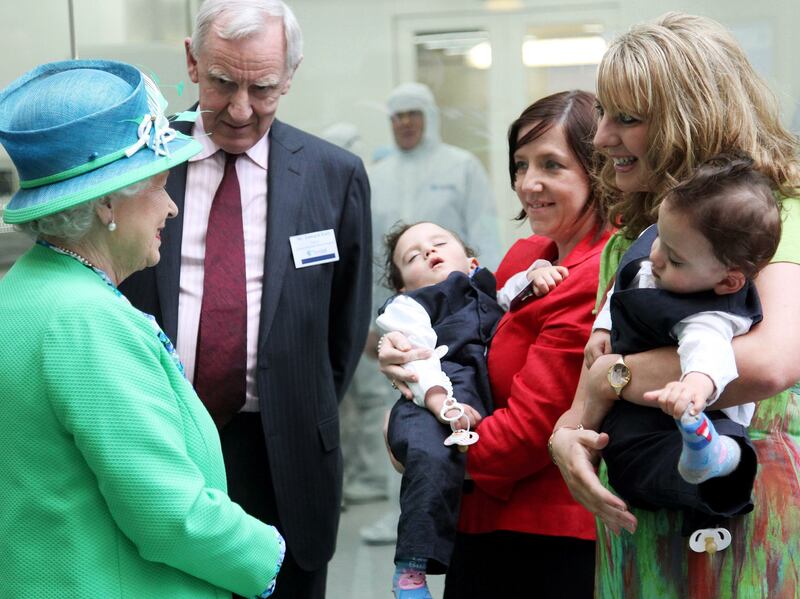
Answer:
[
  {"xmin": 388, "ymin": 392, "xmax": 488, "ymax": 574},
  {"xmin": 601, "ymin": 401, "xmax": 757, "ymax": 533},
  {"xmin": 443, "ymin": 530, "xmax": 595, "ymax": 598},
  {"xmin": 221, "ymin": 412, "xmax": 327, "ymax": 599}
]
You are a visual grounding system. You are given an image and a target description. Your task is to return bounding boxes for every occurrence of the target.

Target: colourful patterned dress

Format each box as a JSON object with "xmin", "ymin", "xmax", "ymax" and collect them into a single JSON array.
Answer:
[{"xmin": 595, "ymin": 198, "xmax": 800, "ymax": 598}]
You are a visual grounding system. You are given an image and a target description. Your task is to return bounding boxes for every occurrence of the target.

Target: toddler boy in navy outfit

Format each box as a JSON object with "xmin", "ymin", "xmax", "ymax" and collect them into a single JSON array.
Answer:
[
  {"xmin": 583, "ymin": 155, "xmax": 781, "ymax": 532},
  {"xmin": 377, "ymin": 221, "xmax": 560, "ymax": 598}
]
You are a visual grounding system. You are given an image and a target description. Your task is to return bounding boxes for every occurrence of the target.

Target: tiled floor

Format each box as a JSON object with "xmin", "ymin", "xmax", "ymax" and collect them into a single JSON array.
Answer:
[{"xmin": 327, "ymin": 499, "xmax": 445, "ymax": 598}]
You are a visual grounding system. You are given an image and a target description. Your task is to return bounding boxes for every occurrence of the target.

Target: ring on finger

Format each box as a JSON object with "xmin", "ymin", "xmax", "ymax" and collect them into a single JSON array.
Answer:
[{"xmin": 391, "ymin": 379, "xmax": 398, "ymax": 390}]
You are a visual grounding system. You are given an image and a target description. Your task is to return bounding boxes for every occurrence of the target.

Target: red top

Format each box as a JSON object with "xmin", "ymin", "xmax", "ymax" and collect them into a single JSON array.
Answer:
[{"xmin": 458, "ymin": 227, "xmax": 611, "ymax": 541}]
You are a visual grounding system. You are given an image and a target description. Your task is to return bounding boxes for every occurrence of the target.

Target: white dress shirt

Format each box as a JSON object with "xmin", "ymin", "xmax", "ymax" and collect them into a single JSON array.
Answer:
[{"xmin": 176, "ymin": 117, "xmax": 268, "ymax": 412}]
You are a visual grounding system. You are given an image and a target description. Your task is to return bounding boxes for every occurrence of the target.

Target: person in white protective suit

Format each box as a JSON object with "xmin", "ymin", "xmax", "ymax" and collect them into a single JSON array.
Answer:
[{"xmin": 351, "ymin": 82, "xmax": 502, "ymax": 545}]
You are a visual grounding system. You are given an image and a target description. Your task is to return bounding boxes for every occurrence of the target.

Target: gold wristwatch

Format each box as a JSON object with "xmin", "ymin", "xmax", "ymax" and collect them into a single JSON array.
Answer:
[{"xmin": 607, "ymin": 355, "xmax": 631, "ymax": 397}]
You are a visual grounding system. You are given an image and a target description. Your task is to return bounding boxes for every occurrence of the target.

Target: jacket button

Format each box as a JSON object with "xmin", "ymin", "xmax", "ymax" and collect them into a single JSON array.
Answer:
[{"xmin": 480, "ymin": 304, "xmax": 488, "ymax": 313}]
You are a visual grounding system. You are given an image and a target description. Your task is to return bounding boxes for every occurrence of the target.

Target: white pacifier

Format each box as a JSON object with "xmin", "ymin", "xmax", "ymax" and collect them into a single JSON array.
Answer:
[
  {"xmin": 444, "ymin": 430, "xmax": 480, "ymax": 452},
  {"xmin": 689, "ymin": 527, "xmax": 732, "ymax": 554},
  {"xmin": 440, "ymin": 396, "xmax": 479, "ymax": 452}
]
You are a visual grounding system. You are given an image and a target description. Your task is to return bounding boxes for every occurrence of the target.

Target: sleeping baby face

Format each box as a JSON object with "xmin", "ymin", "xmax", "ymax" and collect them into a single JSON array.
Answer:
[{"xmin": 393, "ymin": 222, "xmax": 478, "ymax": 292}]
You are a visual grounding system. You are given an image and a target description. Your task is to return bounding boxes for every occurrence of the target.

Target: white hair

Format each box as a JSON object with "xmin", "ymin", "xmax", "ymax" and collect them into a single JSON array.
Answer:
[
  {"xmin": 190, "ymin": 0, "xmax": 303, "ymax": 73},
  {"xmin": 18, "ymin": 179, "xmax": 151, "ymax": 243}
]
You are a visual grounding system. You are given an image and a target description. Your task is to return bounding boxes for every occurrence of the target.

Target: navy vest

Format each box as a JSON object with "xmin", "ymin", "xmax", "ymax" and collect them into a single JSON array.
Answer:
[
  {"xmin": 381, "ymin": 268, "xmax": 503, "ymax": 412},
  {"xmin": 610, "ymin": 225, "xmax": 762, "ymax": 355}
]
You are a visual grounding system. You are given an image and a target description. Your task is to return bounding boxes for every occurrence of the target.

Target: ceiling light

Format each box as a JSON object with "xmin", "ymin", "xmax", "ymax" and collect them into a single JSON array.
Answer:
[
  {"xmin": 466, "ymin": 41, "xmax": 492, "ymax": 69},
  {"xmin": 522, "ymin": 36, "xmax": 607, "ymax": 67}
]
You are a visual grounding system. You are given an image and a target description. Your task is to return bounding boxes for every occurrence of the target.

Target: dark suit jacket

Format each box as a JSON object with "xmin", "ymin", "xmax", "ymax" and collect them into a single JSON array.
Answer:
[{"xmin": 121, "ymin": 116, "xmax": 372, "ymax": 571}]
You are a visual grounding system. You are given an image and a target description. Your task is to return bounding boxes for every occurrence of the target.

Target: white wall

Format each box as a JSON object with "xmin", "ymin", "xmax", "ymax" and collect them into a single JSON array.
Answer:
[
  {"xmin": 283, "ymin": 0, "xmax": 800, "ymax": 154},
  {"xmin": 0, "ymin": 1, "xmax": 72, "ymax": 84},
  {"xmin": 0, "ymin": 0, "xmax": 72, "ymax": 166},
  {"xmin": 3, "ymin": 0, "xmax": 799, "ymax": 142},
  {"xmin": 285, "ymin": 1, "xmax": 398, "ymax": 156}
]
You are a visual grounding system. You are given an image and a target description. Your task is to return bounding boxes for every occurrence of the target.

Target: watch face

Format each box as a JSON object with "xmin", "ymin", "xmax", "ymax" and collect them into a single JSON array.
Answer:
[{"xmin": 609, "ymin": 363, "xmax": 631, "ymax": 386}]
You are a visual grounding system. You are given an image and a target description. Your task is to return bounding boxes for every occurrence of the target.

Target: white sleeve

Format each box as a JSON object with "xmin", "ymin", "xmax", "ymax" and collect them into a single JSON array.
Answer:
[
  {"xmin": 592, "ymin": 284, "xmax": 615, "ymax": 332},
  {"xmin": 672, "ymin": 311, "xmax": 753, "ymax": 403},
  {"xmin": 375, "ymin": 295, "xmax": 452, "ymax": 407},
  {"xmin": 496, "ymin": 260, "xmax": 552, "ymax": 311},
  {"xmin": 496, "ymin": 271, "xmax": 528, "ymax": 311}
]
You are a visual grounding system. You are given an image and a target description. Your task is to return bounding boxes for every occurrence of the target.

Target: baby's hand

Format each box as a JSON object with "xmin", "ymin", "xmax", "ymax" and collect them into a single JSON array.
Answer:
[
  {"xmin": 643, "ymin": 372, "xmax": 714, "ymax": 419},
  {"xmin": 584, "ymin": 329, "xmax": 612, "ymax": 369},
  {"xmin": 526, "ymin": 265, "xmax": 569, "ymax": 297},
  {"xmin": 425, "ymin": 388, "xmax": 481, "ymax": 430},
  {"xmin": 442, "ymin": 402, "xmax": 482, "ymax": 431}
]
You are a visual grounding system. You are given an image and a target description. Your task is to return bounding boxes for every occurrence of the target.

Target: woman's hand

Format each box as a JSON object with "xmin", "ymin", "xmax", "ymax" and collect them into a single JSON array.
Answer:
[
  {"xmin": 377, "ymin": 331, "xmax": 432, "ymax": 400},
  {"xmin": 550, "ymin": 427, "xmax": 638, "ymax": 535}
]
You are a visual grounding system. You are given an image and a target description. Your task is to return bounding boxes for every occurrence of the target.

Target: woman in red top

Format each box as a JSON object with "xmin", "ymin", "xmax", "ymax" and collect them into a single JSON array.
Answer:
[{"xmin": 380, "ymin": 90, "xmax": 611, "ymax": 598}]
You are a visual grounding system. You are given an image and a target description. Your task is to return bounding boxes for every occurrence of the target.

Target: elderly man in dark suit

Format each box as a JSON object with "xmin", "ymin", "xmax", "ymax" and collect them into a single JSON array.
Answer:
[{"xmin": 121, "ymin": 1, "xmax": 371, "ymax": 597}]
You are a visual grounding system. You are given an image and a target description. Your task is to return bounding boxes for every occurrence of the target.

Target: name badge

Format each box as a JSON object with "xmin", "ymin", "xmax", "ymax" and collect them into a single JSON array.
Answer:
[{"xmin": 289, "ymin": 229, "xmax": 340, "ymax": 269}]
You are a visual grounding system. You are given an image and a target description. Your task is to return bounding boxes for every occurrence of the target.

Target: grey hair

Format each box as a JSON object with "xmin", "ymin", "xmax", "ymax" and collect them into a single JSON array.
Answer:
[
  {"xmin": 190, "ymin": 0, "xmax": 303, "ymax": 73},
  {"xmin": 17, "ymin": 178, "xmax": 151, "ymax": 243}
]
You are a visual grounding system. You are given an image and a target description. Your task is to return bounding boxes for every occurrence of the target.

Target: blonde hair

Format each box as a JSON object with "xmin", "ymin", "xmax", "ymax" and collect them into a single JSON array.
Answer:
[{"xmin": 597, "ymin": 12, "xmax": 800, "ymax": 237}]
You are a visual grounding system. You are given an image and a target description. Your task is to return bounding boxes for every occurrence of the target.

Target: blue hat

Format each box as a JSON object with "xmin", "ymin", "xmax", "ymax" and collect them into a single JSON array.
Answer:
[{"xmin": 0, "ymin": 59, "xmax": 201, "ymax": 224}]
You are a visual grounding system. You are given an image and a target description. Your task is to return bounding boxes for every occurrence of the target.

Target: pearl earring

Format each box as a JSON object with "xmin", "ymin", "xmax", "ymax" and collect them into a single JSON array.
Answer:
[{"xmin": 108, "ymin": 221, "xmax": 117, "ymax": 232}]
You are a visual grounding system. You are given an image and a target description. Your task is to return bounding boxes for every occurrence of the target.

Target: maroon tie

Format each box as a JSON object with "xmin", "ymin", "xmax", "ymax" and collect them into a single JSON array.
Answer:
[{"xmin": 194, "ymin": 152, "xmax": 247, "ymax": 428}]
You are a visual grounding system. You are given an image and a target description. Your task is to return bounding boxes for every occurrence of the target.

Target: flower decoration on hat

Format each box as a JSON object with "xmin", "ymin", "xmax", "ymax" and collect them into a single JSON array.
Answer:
[{"xmin": 125, "ymin": 73, "xmax": 177, "ymax": 159}]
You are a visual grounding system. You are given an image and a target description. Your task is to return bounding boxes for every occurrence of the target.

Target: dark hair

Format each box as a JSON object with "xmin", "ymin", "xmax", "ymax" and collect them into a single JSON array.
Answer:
[
  {"xmin": 507, "ymin": 90, "xmax": 606, "ymax": 227},
  {"xmin": 664, "ymin": 153, "xmax": 781, "ymax": 278},
  {"xmin": 383, "ymin": 221, "xmax": 475, "ymax": 293}
]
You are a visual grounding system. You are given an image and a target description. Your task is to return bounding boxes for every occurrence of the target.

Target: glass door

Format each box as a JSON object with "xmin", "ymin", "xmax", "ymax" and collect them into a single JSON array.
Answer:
[{"xmin": 395, "ymin": 5, "xmax": 617, "ymax": 246}]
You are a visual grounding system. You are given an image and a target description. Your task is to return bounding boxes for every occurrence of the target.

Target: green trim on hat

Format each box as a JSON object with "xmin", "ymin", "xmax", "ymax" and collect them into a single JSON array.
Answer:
[{"xmin": 3, "ymin": 135, "xmax": 200, "ymax": 224}]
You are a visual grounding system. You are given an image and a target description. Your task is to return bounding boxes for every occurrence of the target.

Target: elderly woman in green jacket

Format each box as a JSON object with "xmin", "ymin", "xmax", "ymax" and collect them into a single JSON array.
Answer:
[{"xmin": 0, "ymin": 60, "xmax": 283, "ymax": 598}]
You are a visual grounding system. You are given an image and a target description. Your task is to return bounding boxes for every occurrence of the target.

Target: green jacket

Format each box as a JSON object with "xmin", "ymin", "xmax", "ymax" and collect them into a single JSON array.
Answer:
[{"xmin": 0, "ymin": 245, "xmax": 283, "ymax": 598}]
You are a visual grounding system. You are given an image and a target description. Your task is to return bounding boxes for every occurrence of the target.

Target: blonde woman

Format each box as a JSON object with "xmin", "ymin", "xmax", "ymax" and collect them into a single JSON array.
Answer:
[{"xmin": 549, "ymin": 13, "xmax": 800, "ymax": 597}]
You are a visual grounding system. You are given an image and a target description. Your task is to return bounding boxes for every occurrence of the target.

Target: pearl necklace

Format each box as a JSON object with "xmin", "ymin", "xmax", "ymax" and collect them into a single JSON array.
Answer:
[
  {"xmin": 48, "ymin": 243, "xmax": 100, "ymax": 271},
  {"xmin": 37, "ymin": 239, "xmax": 188, "ymax": 379}
]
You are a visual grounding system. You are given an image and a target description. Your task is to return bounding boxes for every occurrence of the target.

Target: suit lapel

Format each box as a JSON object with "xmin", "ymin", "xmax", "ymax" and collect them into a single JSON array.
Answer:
[
  {"xmin": 259, "ymin": 120, "xmax": 303, "ymax": 348},
  {"xmin": 155, "ymin": 117, "xmax": 193, "ymax": 341}
]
